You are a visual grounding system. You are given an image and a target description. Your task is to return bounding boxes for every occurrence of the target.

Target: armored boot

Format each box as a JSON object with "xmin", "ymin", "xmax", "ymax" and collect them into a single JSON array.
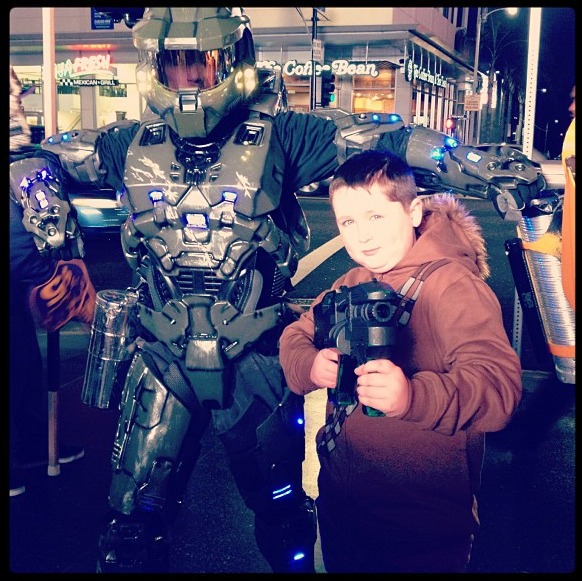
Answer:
[{"xmin": 97, "ymin": 511, "xmax": 169, "ymax": 573}]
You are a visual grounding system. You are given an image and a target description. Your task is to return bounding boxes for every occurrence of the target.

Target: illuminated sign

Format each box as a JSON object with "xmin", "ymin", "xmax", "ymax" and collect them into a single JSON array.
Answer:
[
  {"xmin": 55, "ymin": 54, "xmax": 118, "ymax": 86},
  {"xmin": 404, "ymin": 57, "xmax": 448, "ymax": 88},
  {"xmin": 257, "ymin": 59, "xmax": 379, "ymax": 78}
]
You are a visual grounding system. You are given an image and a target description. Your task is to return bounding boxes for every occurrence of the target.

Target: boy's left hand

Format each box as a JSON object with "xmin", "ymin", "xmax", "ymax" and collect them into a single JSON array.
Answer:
[{"xmin": 354, "ymin": 359, "xmax": 409, "ymax": 417}]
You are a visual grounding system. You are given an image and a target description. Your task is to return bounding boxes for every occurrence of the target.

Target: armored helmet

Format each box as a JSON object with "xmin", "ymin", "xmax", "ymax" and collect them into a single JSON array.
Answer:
[{"xmin": 132, "ymin": 7, "xmax": 258, "ymax": 139}]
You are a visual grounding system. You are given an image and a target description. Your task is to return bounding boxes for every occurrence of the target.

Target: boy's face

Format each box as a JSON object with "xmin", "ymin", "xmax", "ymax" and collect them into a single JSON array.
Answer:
[{"xmin": 332, "ymin": 183, "xmax": 422, "ymax": 274}]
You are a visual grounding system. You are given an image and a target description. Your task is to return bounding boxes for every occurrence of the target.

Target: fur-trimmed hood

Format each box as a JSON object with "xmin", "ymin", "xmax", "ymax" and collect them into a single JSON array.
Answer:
[{"xmin": 416, "ymin": 193, "xmax": 490, "ymax": 280}]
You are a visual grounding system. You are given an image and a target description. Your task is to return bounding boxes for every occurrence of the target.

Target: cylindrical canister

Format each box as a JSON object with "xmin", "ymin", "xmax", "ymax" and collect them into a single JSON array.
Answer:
[{"xmin": 81, "ymin": 289, "xmax": 139, "ymax": 409}]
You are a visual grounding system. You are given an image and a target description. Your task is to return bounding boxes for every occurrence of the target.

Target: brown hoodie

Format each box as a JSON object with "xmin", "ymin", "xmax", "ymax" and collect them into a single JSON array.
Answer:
[{"xmin": 279, "ymin": 193, "xmax": 522, "ymax": 541}]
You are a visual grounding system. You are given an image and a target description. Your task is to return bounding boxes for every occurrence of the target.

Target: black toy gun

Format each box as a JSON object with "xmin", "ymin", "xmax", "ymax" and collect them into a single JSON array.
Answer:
[{"xmin": 313, "ymin": 279, "xmax": 400, "ymax": 416}]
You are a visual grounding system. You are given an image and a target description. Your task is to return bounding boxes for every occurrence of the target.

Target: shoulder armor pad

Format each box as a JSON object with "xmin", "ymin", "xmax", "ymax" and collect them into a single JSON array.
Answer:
[
  {"xmin": 248, "ymin": 67, "xmax": 288, "ymax": 118},
  {"xmin": 10, "ymin": 155, "xmax": 84, "ymax": 259},
  {"xmin": 334, "ymin": 112, "xmax": 405, "ymax": 164},
  {"xmin": 41, "ymin": 128, "xmax": 106, "ymax": 185}
]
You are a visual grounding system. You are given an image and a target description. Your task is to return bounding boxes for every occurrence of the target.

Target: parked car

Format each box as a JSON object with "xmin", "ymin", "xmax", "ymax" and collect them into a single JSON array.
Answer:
[{"xmin": 68, "ymin": 184, "xmax": 129, "ymax": 237}]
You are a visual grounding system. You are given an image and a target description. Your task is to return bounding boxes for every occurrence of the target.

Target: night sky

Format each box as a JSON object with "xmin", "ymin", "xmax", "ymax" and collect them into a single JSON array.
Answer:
[{"xmin": 534, "ymin": 7, "xmax": 575, "ymax": 158}]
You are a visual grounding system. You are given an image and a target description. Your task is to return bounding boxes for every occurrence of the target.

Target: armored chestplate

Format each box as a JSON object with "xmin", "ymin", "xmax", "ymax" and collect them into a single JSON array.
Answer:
[{"xmin": 120, "ymin": 117, "xmax": 298, "ymax": 379}]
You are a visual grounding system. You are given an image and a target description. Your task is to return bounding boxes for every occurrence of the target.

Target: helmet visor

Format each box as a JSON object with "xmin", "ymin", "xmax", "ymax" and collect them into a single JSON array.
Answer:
[{"xmin": 156, "ymin": 46, "xmax": 236, "ymax": 91}]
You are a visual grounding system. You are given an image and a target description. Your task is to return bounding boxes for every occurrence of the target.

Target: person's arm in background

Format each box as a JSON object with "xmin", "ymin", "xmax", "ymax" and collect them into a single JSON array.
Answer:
[{"xmin": 10, "ymin": 192, "xmax": 96, "ymax": 333}]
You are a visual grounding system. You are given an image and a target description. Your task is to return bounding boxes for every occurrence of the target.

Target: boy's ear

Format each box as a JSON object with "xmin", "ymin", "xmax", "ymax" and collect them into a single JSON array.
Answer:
[{"xmin": 410, "ymin": 197, "xmax": 423, "ymax": 227}]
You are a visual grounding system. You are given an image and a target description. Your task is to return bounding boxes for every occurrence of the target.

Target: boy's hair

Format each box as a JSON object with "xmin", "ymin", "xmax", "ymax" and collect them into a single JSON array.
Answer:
[{"xmin": 329, "ymin": 150, "xmax": 417, "ymax": 206}]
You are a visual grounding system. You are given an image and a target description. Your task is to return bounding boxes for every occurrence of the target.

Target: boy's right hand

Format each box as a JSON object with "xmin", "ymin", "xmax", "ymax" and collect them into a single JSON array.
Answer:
[{"xmin": 309, "ymin": 347, "xmax": 340, "ymax": 389}]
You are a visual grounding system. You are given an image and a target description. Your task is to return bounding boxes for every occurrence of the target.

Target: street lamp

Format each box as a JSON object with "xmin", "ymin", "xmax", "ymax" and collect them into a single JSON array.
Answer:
[{"xmin": 472, "ymin": 7, "xmax": 518, "ymax": 144}]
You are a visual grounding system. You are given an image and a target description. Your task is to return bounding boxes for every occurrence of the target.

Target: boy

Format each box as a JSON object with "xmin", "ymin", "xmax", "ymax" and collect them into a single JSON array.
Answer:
[{"xmin": 279, "ymin": 150, "xmax": 522, "ymax": 572}]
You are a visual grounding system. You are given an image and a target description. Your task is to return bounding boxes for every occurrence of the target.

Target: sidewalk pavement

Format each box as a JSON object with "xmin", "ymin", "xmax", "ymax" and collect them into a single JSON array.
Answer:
[{"xmin": 8, "ymin": 322, "xmax": 575, "ymax": 573}]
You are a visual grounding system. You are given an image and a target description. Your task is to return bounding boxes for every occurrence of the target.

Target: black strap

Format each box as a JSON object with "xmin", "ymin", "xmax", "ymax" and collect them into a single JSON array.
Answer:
[{"xmin": 394, "ymin": 258, "xmax": 451, "ymax": 328}]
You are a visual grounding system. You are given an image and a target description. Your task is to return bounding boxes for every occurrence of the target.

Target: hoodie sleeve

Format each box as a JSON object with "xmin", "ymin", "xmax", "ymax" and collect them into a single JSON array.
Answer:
[
  {"xmin": 399, "ymin": 266, "xmax": 522, "ymax": 435},
  {"xmin": 279, "ymin": 305, "xmax": 321, "ymax": 395}
]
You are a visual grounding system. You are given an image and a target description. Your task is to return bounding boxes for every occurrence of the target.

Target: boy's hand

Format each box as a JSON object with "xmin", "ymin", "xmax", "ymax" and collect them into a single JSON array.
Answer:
[
  {"xmin": 309, "ymin": 347, "xmax": 340, "ymax": 390},
  {"xmin": 354, "ymin": 359, "xmax": 409, "ymax": 417}
]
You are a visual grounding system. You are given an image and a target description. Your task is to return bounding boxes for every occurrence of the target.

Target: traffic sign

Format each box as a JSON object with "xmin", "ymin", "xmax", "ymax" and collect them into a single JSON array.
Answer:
[
  {"xmin": 312, "ymin": 39, "xmax": 323, "ymax": 61},
  {"xmin": 464, "ymin": 94, "xmax": 481, "ymax": 111}
]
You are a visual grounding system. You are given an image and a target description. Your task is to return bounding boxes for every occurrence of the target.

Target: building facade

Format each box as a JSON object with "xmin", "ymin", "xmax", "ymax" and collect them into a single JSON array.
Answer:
[{"xmin": 9, "ymin": 7, "xmax": 478, "ymax": 142}]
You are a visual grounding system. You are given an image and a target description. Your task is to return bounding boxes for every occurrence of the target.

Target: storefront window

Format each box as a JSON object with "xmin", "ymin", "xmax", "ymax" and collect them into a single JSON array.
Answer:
[
  {"xmin": 282, "ymin": 73, "xmax": 310, "ymax": 112},
  {"xmin": 13, "ymin": 66, "xmax": 82, "ymax": 133},
  {"xmin": 99, "ymin": 84, "xmax": 128, "ymax": 98},
  {"xmin": 95, "ymin": 64, "xmax": 142, "ymax": 126},
  {"xmin": 352, "ymin": 62, "xmax": 396, "ymax": 114}
]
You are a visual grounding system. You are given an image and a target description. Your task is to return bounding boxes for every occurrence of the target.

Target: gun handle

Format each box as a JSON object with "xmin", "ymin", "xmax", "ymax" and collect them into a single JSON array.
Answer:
[
  {"xmin": 363, "ymin": 405, "xmax": 385, "ymax": 417},
  {"xmin": 334, "ymin": 354, "xmax": 359, "ymax": 406},
  {"xmin": 362, "ymin": 352, "xmax": 388, "ymax": 417}
]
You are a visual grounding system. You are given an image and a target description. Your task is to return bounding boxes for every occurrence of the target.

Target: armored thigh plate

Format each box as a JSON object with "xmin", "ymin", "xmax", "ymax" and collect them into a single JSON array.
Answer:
[{"xmin": 109, "ymin": 351, "xmax": 195, "ymax": 515}]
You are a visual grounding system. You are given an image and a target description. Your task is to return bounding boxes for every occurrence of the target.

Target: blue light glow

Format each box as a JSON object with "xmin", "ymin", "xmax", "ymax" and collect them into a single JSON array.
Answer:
[
  {"xmin": 272, "ymin": 484, "xmax": 292, "ymax": 500},
  {"xmin": 293, "ymin": 552, "xmax": 306, "ymax": 561},
  {"xmin": 148, "ymin": 189, "xmax": 164, "ymax": 203},
  {"xmin": 35, "ymin": 190, "xmax": 49, "ymax": 209},
  {"xmin": 222, "ymin": 190, "xmax": 238, "ymax": 203},
  {"xmin": 372, "ymin": 113, "xmax": 380, "ymax": 122},
  {"xmin": 389, "ymin": 113, "xmax": 402, "ymax": 123},
  {"xmin": 296, "ymin": 417, "xmax": 304, "ymax": 425},
  {"xmin": 444, "ymin": 136, "xmax": 459, "ymax": 149},
  {"xmin": 62, "ymin": 133, "xmax": 71, "ymax": 142},
  {"xmin": 184, "ymin": 213, "xmax": 208, "ymax": 229},
  {"xmin": 430, "ymin": 147, "xmax": 446, "ymax": 162}
]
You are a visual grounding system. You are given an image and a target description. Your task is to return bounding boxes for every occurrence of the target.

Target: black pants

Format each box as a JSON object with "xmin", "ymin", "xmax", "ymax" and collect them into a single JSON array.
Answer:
[
  {"xmin": 10, "ymin": 304, "xmax": 48, "ymax": 464},
  {"xmin": 317, "ymin": 494, "xmax": 473, "ymax": 573}
]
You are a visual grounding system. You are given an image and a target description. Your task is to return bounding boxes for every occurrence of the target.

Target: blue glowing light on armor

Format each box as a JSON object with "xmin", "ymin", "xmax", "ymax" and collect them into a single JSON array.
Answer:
[
  {"xmin": 184, "ymin": 213, "xmax": 208, "ymax": 229},
  {"xmin": 272, "ymin": 484, "xmax": 292, "ymax": 500},
  {"xmin": 222, "ymin": 190, "xmax": 238, "ymax": 203},
  {"xmin": 467, "ymin": 151, "xmax": 482, "ymax": 163},
  {"xmin": 389, "ymin": 113, "xmax": 402, "ymax": 123},
  {"xmin": 293, "ymin": 552, "xmax": 306, "ymax": 561},
  {"xmin": 371, "ymin": 113, "xmax": 381, "ymax": 122},
  {"xmin": 35, "ymin": 190, "xmax": 49, "ymax": 209},
  {"xmin": 430, "ymin": 147, "xmax": 446, "ymax": 162},
  {"xmin": 296, "ymin": 416, "xmax": 304, "ymax": 426},
  {"xmin": 444, "ymin": 136, "xmax": 459, "ymax": 149},
  {"xmin": 62, "ymin": 132, "xmax": 71, "ymax": 142},
  {"xmin": 148, "ymin": 189, "xmax": 164, "ymax": 203}
]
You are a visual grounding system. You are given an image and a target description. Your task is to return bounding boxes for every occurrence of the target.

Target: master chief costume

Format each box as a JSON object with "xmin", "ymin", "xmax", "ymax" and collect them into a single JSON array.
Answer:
[{"xmin": 12, "ymin": 7, "xmax": 557, "ymax": 573}]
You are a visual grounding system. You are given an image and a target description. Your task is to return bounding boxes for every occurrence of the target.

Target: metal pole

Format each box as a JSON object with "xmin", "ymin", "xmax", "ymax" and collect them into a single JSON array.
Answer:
[
  {"xmin": 472, "ymin": 8, "xmax": 483, "ymax": 145},
  {"xmin": 41, "ymin": 8, "xmax": 57, "ymax": 136},
  {"xmin": 310, "ymin": 8, "xmax": 318, "ymax": 111},
  {"xmin": 43, "ymin": 7, "xmax": 60, "ymax": 477},
  {"xmin": 511, "ymin": 7, "xmax": 542, "ymax": 357},
  {"xmin": 47, "ymin": 330, "xmax": 60, "ymax": 476}
]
